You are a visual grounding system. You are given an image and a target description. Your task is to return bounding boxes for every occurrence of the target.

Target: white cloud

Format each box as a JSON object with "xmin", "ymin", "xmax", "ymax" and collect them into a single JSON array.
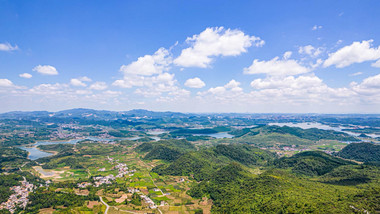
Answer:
[
  {"xmin": 298, "ymin": 45, "xmax": 323, "ymax": 57},
  {"xmin": 79, "ymin": 76, "xmax": 92, "ymax": 82},
  {"xmin": 197, "ymin": 79, "xmax": 244, "ymax": 102},
  {"xmin": 283, "ymin": 51, "xmax": 292, "ymax": 60},
  {"xmin": 19, "ymin": 73, "xmax": 32, "ymax": 79},
  {"xmin": 0, "ymin": 79, "xmax": 15, "ymax": 87},
  {"xmin": 0, "ymin": 43, "xmax": 18, "ymax": 51},
  {"xmin": 208, "ymin": 86, "xmax": 226, "ymax": 95},
  {"xmin": 120, "ymin": 48, "xmax": 171, "ymax": 76},
  {"xmin": 184, "ymin": 77, "xmax": 205, "ymax": 88},
  {"xmin": 114, "ymin": 47, "xmax": 187, "ymax": 99},
  {"xmin": 29, "ymin": 83, "xmax": 68, "ymax": 95},
  {"xmin": 312, "ymin": 25, "xmax": 322, "ymax": 30},
  {"xmin": 70, "ymin": 78, "xmax": 87, "ymax": 87},
  {"xmin": 349, "ymin": 72, "xmax": 363, "ymax": 76},
  {"xmin": 250, "ymin": 75, "xmax": 323, "ymax": 90},
  {"xmin": 360, "ymin": 74, "xmax": 380, "ymax": 88},
  {"xmin": 351, "ymin": 74, "xmax": 380, "ymax": 96},
  {"xmin": 324, "ymin": 40, "xmax": 380, "ymax": 68},
  {"xmin": 224, "ymin": 79, "xmax": 240, "ymax": 89},
  {"xmin": 372, "ymin": 59, "xmax": 380, "ymax": 68},
  {"xmin": 75, "ymin": 90, "xmax": 92, "ymax": 95},
  {"xmin": 89, "ymin": 82, "xmax": 108, "ymax": 90},
  {"xmin": 244, "ymin": 56, "xmax": 310, "ymax": 76},
  {"xmin": 32, "ymin": 65, "xmax": 59, "ymax": 75},
  {"xmin": 174, "ymin": 27, "xmax": 264, "ymax": 68}
]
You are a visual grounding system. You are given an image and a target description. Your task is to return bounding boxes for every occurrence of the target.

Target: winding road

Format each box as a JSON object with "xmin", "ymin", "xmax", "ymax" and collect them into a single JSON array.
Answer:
[{"xmin": 99, "ymin": 196, "xmax": 110, "ymax": 214}]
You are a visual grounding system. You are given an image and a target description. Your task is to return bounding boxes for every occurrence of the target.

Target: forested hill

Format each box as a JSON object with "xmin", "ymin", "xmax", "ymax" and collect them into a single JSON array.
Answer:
[
  {"xmin": 135, "ymin": 139, "xmax": 196, "ymax": 162},
  {"xmin": 152, "ymin": 144, "xmax": 276, "ymax": 181},
  {"xmin": 336, "ymin": 142, "xmax": 380, "ymax": 164},
  {"xmin": 274, "ymin": 151, "xmax": 355, "ymax": 176},
  {"xmin": 232, "ymin": 125, "xmax": 359, "ymax": 142}
]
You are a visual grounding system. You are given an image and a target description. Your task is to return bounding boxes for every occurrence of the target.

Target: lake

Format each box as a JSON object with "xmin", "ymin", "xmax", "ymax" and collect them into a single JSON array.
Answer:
[
  {"xmin": 19, "ymin": 135, "xmax": 160, "ymax": 160},
  {"xmin": 19, "ymin": 137, "xmax": 115, "ymax": 160},
  {"xmin": 194, "ymin": 132, "xmax": 234, "ymax": 139}
]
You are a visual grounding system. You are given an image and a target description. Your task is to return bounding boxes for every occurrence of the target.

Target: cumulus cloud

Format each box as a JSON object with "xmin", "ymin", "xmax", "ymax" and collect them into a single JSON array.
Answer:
[
  {"xmin": 283, "ymin": 51, "xmax": 292, "ymax": 60},
  {"xmin": 324, "ymin": 40, "xmax": 380, "ymax": 68},
  {"xmin": 120, "ymin": 48, "xmax": 171, "ymax": 76},
  {"xmin": 113, "ymin": 47, "xmax": 188, "ymax": 99},
  {"xmin": 0, "ymin": 43, "xmax": 18, "ymax": 51},
  {"xmin": 89, "ymin": 82, "xmax": 108, "ymax": 90},
  {"xmin": 79, "ymin": 76, "xmax": 92, "ymax": 82},
  {"xmin": 244, "ymin": 56, "xmax": 310, "ymax": 76},
  {"xmin": 184, "ymin": 77, "xmax": 205, "ymax": 88},
  {"xmin": 250, "ymin": 75, "xmax": 323, "ymax": 90},
  {"xmin": 198, "ymin": 79, "xmax": 243, "ymax": 101},
  {"xmin": 70, "ymin": 79, "xmax": 87, "ymax": 87},
  {"xmin": 0, "ymin": 79, "xmax": 15, "ymax": 87},
  {"xmin": 372, "ymin": 59, "xmax": 380, "ymax": 68},
  {"xmin": 32, "ymin": 65, "xmax": 59, "ymax": 75},
  {"xmin": 298, "ymin": 45, "xmax": 323, "ymax": 57},
  {"xmin": 174, "ymin": 27, "xmax": 264, "ymax": 68},
  {"xmin": 208, "ymin": 86, "xmax": 226, "ymax": 94},
  {"xmin": 29, "ymin": 83, "xmax": 69, "ymax": 95},
  {"xmin": 19, "ymin": 73, "xmax": 32, "ymax": 79},
  {"xmin": 70, "ymin": 76, "xmax": 92, "ymax": 87},
  {"xmin": 350, "ymin": 74, "xmax": 380, "ymax": 96},
  {"xmin": 224, "ymin": 79, "xmax": 240, "ymax": 88}
]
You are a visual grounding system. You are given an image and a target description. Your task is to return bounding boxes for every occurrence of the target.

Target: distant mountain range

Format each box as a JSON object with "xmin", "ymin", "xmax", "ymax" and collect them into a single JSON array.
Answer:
[
  {"xmin": 0, "ymin": 108, "xmax": 188, "ymax": 120},
  {"xmin": 1, "ymin": 108, "xmax": 380, "ymax": 126}
]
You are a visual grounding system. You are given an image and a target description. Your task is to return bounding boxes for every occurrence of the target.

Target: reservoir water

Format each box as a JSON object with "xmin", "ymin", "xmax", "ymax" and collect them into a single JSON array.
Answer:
[
  {"xmin": 194, "ymin": 132, "xmax": 234, "ymax": 139},
  {"xmin": 19, "ymin": 135, "xmax": 160, "ymax": 160},
  {"xmin": 19, "ymin": 139, "xmax": 84, "ymax": 160}
]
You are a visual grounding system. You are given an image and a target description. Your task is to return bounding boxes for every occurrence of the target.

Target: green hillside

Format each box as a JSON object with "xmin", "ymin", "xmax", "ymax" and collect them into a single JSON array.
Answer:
[
  {"xmin": 153, "ymin": 144, "xmax": 276, "ymax": 181},
  {"xmin": 274, "ymin": 151, "xmax": 354, "ymax": 176},
  {"xmin": 336, "ymin": 142, "xmax": 380, "ymax": 163}
]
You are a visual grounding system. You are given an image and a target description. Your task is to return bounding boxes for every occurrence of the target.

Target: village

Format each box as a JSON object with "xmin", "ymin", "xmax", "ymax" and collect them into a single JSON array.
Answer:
[{"xmin": 0, "ymin": 177, "xmax": 34, "ymax": 213}]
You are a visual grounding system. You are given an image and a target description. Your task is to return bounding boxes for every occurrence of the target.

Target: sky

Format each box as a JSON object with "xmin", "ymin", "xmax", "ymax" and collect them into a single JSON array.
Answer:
[{"xmin": 1, "ymin": 0, "xmax": 380, "ymax": 113}]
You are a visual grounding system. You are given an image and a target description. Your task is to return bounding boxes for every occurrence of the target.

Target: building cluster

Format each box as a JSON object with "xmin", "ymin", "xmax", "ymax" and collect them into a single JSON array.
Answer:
[
  {"xmin": 0, "ymin": 178, "xmax": 34, "ymax": 213},
  {"xmin": 93, "ymin": 175, "xmax": 115, "ymax": 187},
  {"xmin": 127, "ymin": 188, "xmax": 140, "ymax": 193},
  {"xmin": 77, "ymin": 182, "xmax": 92, "ymax": 188},
  {"xmin": 140, "ymin": 194, "xmax": 157, "ymax": 209},
  {"xmin": 114, "ymin": 163, "xmax": 136, "ymax": 178},
  {"xmin": 77, "ymin": 157, "xmax": 136, "ymax": 188}
]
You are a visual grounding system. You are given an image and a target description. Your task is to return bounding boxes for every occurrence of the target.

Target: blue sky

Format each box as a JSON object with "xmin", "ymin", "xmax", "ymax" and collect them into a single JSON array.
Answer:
[{"xmin": 1, "ymin": 0, "xmax": 380, "ymax": 113}]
